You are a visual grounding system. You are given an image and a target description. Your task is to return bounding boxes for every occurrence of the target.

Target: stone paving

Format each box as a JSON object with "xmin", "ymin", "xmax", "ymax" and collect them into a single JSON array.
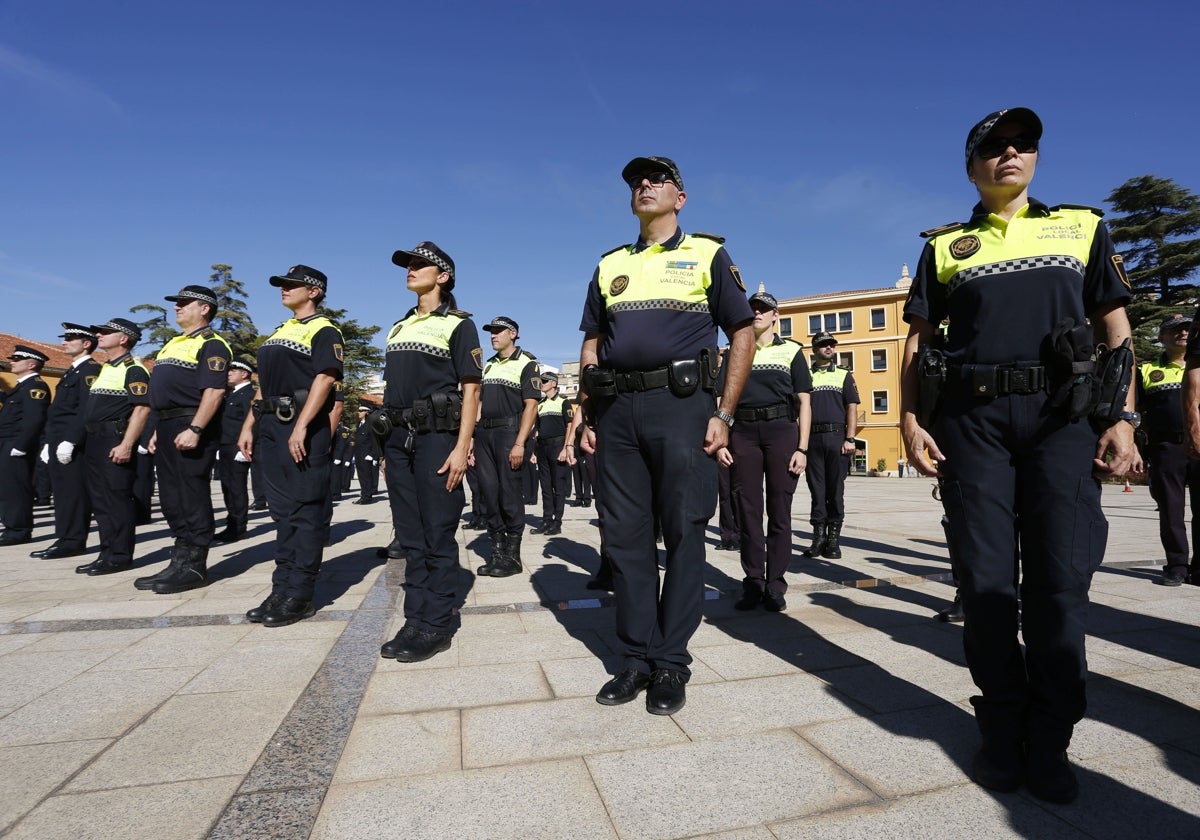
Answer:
[{"xmin": 0, "ymin": 475, "xmax": 1197, "ymax": 839}]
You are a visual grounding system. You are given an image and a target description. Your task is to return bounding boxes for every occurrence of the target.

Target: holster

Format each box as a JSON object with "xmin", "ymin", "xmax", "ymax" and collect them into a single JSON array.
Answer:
[
  {"xmin": 915, "ymin": 344, "xmax": 946, "ymax": 428},
  {"xmin": 1090, "ymin": 337, "xmax": 1135, "ymax": 426},
  {"xmin": 582, "ymin": 365, "xmax": 617, "ymax": 400},
  {"xmin": 667, "ymin": 359, "xmax": 701, "ymax": 398},
  {"xmin": 1043, "ymin": 318, "xmax": 1096, "ymax": 419}
]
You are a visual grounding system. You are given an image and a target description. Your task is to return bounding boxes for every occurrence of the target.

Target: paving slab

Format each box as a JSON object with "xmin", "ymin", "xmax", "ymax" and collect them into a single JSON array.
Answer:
[
  {"xmin": 672, "ymin": 673, "xmax": 864, "ymax": 740},
  {"xmin": 332, "ymin": 710, "xmax": 461, "ymax": 784},
  {"xmin": 0, "ymin": 739, "xmax": 111, "ymax": 832},
  {"xmin": 361, "ymin": 660, "xmax": 552, "ymax": 714}
]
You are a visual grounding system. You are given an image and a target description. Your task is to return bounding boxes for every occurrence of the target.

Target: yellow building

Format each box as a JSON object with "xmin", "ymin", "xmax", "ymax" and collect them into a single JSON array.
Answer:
[{"xmin": 774, "ymin": 266, "xmax": 913, "ymax": 474}]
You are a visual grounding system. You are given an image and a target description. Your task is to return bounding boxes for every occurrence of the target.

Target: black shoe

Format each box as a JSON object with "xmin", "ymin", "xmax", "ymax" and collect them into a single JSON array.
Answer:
[
  {"xmin": 251, "ymin": 501, "xmax": 268, "ymax": 511},
  {"xmin": 380, "ymin": 625, "xmax": 420, "ymax": 659},
  {"xmin": 580, "ymin": 499, "xmax": 591, "ymax": 508},
  {"xmin": 389, "ymin": 629, "xmax": 452, "ymax": 662},
  {"xmin": 87, "ymin": 557, "xmax": 132, "ymax": 576},
  {"xmin": 596, "ymin": 669, "xmax": 651, "ymax": 705},
  {"xmin": 544, "ymin": 523, "xmax": 561, "ymax": 536},
  {"xmin": 937, "ymin": 594, "xmax": 966, "ymax": 622},
  {"xmin": 262, "ymin": 597, "xmax": 316, "ymax": 627},
  {"xmin": 735, "ymin": 588, "xmax": 762, "ymax": 610},
  {"xmin": 133, "ymin": 565, "xmax": 174, "ymax": 590},
  {"xmin": 1026, "ymin": 749, "xmax": 1079, "ymax": 803},
  {"xmin": 763, "ymin": 592, "xmax": 786, "ymax": 612},
  {"xmin": 212, "ymin": 529, "xmax": 243, "ymax": 544},
  {"xmin": 971, "ymin": 743, "xmax": 1024, "ymax": 793},
  {"xmin": 530, "ymin": 522, "xmax": 550, "ymax": 535},
  {"xmin": 246, "ymin": 592, "xmax": 287, "ymax": 623},
  {"xmin": 375, "ymin": 538, "xmax": 407, "ymax": 560},
  {"xmin": 42, "ymin": 544, "xmax": 90, "ymax": 559},
  {"xmin": 585, "ymin": 576, "xmax": 614, "ymax": 591},
  {"xmin": 0, "ymin": 531, "xmax": 32, "ymax": 546},
  {"xmin": 1158, "ymin": 569, "xmax": 1187, "ymax": 587},
  {"xmin": 75, "ymin": 558, "xmax": 100, "ymax": 574},
  {"xmin": 30, "ymin": 542, "xmax": 60, "ymax": 558},
  {"xmin": 646, "ymin": 669, "xmax": 687, "ymax": 715}
]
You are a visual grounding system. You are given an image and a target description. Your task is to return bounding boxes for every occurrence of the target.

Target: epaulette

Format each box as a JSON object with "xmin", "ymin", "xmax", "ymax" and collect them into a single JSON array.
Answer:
[
  {"xmin": 690, "ymin": 232, "xmax": 726, "ymax": 244},
  {"xmin": 919, "ymin": 222, "xmax": 965, "ymax": 239},
  {"xmin": 122, "ymin": 356, "xmax": 135, "ymax": 367},
  {"xmin": 601, "ymin": 243, "xmax": 631, "ymax": 258},
  {"xmin": 448, "ymin": 308, "xmax": 473, "ymax": 318},
  {"xmin": 199, "ymin": 327, "xmax": 215, "ymax": 338},
  {"xmin": 1051, "ymin": 203, "xmax": 1104, "ymax": 217}
]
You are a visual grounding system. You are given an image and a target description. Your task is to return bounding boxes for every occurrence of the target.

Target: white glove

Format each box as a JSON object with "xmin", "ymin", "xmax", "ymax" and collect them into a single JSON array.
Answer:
[
  {"xmin": 56, "ymin": 441, "xmax": 75, "ymax": 465},
  {"xmin": 137, "ymin": 445, "xmax": 149, "ymax": 455},
  {"xmin": 39, "ymin": 444, "xmax": 50, "ymax": 463},
  {"xmin": 11, "ymin": 448, "xmax": 26, "ymax": 457},
  {"xmin": 234, "ymin": 451, "xmax": 248, "ymax": 463},
  {"xmin": 364, "ymin": 456, "xmax": 373, "ymax": 462},
  {"xmin": 334, "ymin": 459, "xmax": 342, "ymax": 465}
]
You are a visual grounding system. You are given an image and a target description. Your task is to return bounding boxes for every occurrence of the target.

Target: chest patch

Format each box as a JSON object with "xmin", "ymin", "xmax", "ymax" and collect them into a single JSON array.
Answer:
[
  {"xmin": 610, "ymin": 275, "xmax": 629, "ymax": 296},
  {"xmin": 1150, "ymin": 370, "xmax": 1165, "ymax": 383},
  {"xmin": 949, "ymin": 235, "xmax": 981, "ymax": 259}
]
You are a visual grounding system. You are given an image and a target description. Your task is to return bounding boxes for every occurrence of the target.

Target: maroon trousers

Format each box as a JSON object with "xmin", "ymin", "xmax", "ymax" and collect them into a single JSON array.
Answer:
[{"xmin": 729, "ymin": 417, "xmax": 799, "ymax": 596}]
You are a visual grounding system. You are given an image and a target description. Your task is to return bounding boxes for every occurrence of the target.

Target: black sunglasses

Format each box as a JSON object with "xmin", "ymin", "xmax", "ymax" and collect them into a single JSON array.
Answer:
[
  {"xmin": 407, "ymin": 258, "xmax": 436, "ymax": 270},
  {"xmin": 626, "ymin": 171, "xmax": 676, "ymax": 191},
  {"xmin": 975, "ymin": 135, "xmax": 1038, "ymax": 160}
]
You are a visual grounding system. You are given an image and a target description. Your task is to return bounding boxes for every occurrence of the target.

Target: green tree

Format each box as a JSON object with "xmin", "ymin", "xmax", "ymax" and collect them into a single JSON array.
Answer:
[
  {"xmin": 209, "ymin": 263, "xmax": 259, "ymax": 358},
  {"xmin": 321, "ymin": 305, "xmax": 383, "ymax": 415},
  {"xmin": 1106, "ymin": 175, "xmax": 1200, "ymax": 302},
  {"xmin": 128, "ymin": 303, "xmax": 176, "ymax": 354}
]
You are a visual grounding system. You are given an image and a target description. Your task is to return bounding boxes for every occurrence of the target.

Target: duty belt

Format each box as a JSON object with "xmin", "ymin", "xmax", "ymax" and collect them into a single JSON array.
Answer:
[
  {"xmin": 614, "ymin": 367, "xmax": 670, "ymax": 393},
  {"xmin": 157, "ymin": 406, "xmax": 197, "ymax": 421},
  {"xmin": 734, "ymin": 403, "xmax": 791, "ymax": 422},
  {"xmin": 85, "ymin": 419, "xmax": 128, "ymax": 436},
  {"xmin": 948, "ymin": 363, "xmax": 1046, "ymax": 397},
  {"xmin": 480, "ymin": 415, "xmax": 518, "ymax": 429},
  {"xmin": 812, "ymin": 423, "xmax": 847, "ymax": 434},
  {"xmin": 254, "ymin": 396, "xmax": 300, "ymax": 422}
]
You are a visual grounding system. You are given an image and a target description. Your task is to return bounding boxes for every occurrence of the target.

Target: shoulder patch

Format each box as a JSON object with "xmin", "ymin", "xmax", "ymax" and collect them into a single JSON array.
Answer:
[
  {"xmin": 1051, "ymin": 203, "xmax": 1104, "ymax": 217},
  {"xmin": 471, "ymin": 347, "xmax": 484, "ymax": 371},
  {"xmin": 601, "ymin": 243, "xmax": 631, "ymax": 259},
  {"xmin": 85, "ymin": 375, "xmax": 97, "ymax": 387},
  {"xmin": 29, "ymin": 388, "xmax": 47, "ymax": 400},
  {"xmin": 333, "ymin": 344, "xmax": 344, "ymax": 362},
  {"xmin": 919, "ymin": 221, "xmax": 965, "ymax": 239},
  {"xmin": 129, "ymin": 382, "xmax": 149, "ymax": 396},
  {"xmin": 730, "ymin": 265, "xmax": 745, "ymax": 291},
  {"xmin": 1111, "ymin": 254, "xmax": 1131, "ymax": 289},
  {"xmin": 207, "ymin": 356, "xmax": 227, "ymax": 372},
  {"xmin": 690, "ymin": 232, "xmax": 726, "ymax": 244}
]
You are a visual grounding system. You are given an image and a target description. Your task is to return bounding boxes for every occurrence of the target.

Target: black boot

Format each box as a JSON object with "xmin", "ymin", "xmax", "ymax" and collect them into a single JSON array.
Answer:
[
  {"xmin": 802, "ymin": 524, "xmax": 827, "ymax": 558},
  {"xmin": 937, "ymin": 592, "xmax": 965, "ymax": 622},
  {"xmin": 488, "ymin": 530, "xmax": 523, "ymax": 577},
  {"xmin": 476, "ymin": 529, "xmax": 508, "ymax": 576},
  {"xmin": 822, "ymin": 522, "xmax": 843, "ymax": 559},
  {"xmin": 134, "ymin": 540, "xmax": 185, "ymax": 590},
  {"xmin": 152, "ymin": 545, "xmax": 209, "ymax": 594},
  {"xmin": 735, "ymin": 581, "xmax": 763, "ymax": 611}
]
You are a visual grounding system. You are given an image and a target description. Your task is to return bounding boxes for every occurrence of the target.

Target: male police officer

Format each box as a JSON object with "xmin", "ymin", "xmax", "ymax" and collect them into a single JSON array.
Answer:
[
  {"xmin": 474, "ymin": 316, "xmax": 540, "ymax": 577},
  {"xmin": 579, "ymin": 155, "xmax": 754, "ymax": 714},
  {"xmin": 352, "ymin": 405, "xmax": 381, "ymax": 504},
  {"xmin": 804, "ymin": 331, "xmax": 860, "ymax": 559},
  {"xmin": 137, "ymin": 285, "xmax": 231, "ymax": 594},
  {"xmin": 215, "ymin": 358, "xmax": 256, "ymax": 543},
  {"xmin": 1140, "ymin": 313, "xmax": 1195, "ymax": 586},
  {"xmin": 0, "ymin": 346, "xmax": 51, "ymax": 545},
  {"xmin": 34, "ymin": 324, "xmax": 103, "ymax": 558},
  {"xmin": 532, "ymin": 370, "xmax": 573, "ymax": 535}
]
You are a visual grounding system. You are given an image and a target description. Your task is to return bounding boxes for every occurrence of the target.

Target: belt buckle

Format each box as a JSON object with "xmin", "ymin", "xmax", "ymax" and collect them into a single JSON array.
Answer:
[
  {"xmin": 1007, "ymin": 369, "xmax": 1030, "ymax": 394},
  {"xmin": 275, "ymin": 396, "xmax": 296, "ymax": 423}
]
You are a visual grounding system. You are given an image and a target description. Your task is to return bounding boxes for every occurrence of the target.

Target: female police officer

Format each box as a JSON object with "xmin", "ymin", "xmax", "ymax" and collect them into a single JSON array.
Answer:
[
  {"xmin": 377, "ymin": 242, "xmax": 481, "ymax": 663},
  {"xmin": 237, "ymin": 265, "xmax": 343, "ymax": 627},
  {"xmin": 901, "ymin": 108, "xmax": 1136, "ymax": 803},
  {"xmin": 717, "ymin": 290, "xmax": 811, "ymax": 612}
]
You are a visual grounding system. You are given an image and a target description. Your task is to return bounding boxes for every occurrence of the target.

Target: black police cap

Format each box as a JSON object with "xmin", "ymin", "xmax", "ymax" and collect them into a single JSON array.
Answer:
[
  {"xmin": 621, "ymin": 156, "xmax": 684, "ymax": 191},
  {"xmin": 965, "ymin": 107, "xmax": 1043, "ymax": 166},
  {"xmin": 164, "ymin": 285, "xmax": 219, "ymax": 307},
  {"xmin": 269, "ymin": 265, "xmax": 328, "ymax": 292}
]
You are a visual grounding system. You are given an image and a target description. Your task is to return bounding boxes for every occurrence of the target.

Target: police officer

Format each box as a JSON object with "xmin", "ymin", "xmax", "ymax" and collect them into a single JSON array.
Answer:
[
  {"xmin": 0, "ymin": 345, "xmax": 51, "ymax": 545},
  {"xmin": 352, "ymin": 404, "xmax": 381, "ymax": 503},
  {"xmin": 1139, "ymin": 313, "xmax": 1196, "ymax": 586},
  {"xmin": 76, "ymin": 319, "xmax": 151, "ymax": 575},
  {"xmin": 532, "ymin": 371, "xmax": 572, "ymax": 535},
  {"xmin": 803, "ymin": 331, "xmax": 859, "ymax": 560},
  {"xmin": 135, "ymin": 285, "xmax": 231, "ymax": 594},
  {"xmin": 34, "ymin": 324, "xmax": 103, "ymax": 558},
  {"xmin": 579, "ymin": 156, "xmax": 754, "ymax": 715},
  {"xmin": 717, "ymin": 290, "xmax": 812, "ymax": 611},
  {"xmin": 473, "ymin": 316, "xmax": 540, "ymax": 577},
  {"xmin": 238, "ymin": 264, "xmax": 344, "ymax": 626},
  {"xmin": 214, "ymin": 358, "xmax": 256, "ymax": 544},
  {"xmin": 378, "ymin": 241, "xmax": 481, "ymax": 662},
  {"xmin": 901, "ymin": 108, "xmax": 1135, "ymax": 803}
]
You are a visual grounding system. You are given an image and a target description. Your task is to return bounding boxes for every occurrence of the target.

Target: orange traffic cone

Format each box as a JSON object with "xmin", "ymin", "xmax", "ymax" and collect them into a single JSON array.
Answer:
[{"xmin": 1122, "ymin": 480, "xmax": 1133, "ymax": 493}]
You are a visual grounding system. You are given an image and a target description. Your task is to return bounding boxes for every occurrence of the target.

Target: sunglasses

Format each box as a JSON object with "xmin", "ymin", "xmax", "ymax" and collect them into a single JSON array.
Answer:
[
  {"xmin": 975, "ymin": 135, "xmax": 1038, "ymax": 159},
  {"xmin": 407, "ymin": 258, "xmax": 436, "ymax": 270},
  {"xmin": 626, "ymin": 171, "xmax": 677, "ymax": 191}
]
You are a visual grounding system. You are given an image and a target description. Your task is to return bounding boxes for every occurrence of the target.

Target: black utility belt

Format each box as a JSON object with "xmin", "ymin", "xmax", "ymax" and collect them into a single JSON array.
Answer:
[
  {"xmin": 372, "ymin": 392, "xmax": 463, "ymax": 436},
  {"xmin": 157, "ymin": 406, "xmax": 197, "ymax": 421},
  {"xmin": 86, "ymin": 420, "xmax": 128, "ymax": 436},
  {"xmin": 584, "ymin": 350, "xmax": 719, "ymax": 401},
  {"xmin": 734, "ymin": 403, "xmax": 791, "ymax": 422},
  {"xmin": 480, "ymin": 415, "xmax": 518, "ymax": 429},
  {"xmin": 254, "ymin": 395, "xmax": 301, "ymax": 422},
  {"xmin": 947, "ymin": 363, "xmax": 1045, "ymax": 397},
  {"xmin": 812, "ymin": 423, "xmax": 847, "ymax": 434}
]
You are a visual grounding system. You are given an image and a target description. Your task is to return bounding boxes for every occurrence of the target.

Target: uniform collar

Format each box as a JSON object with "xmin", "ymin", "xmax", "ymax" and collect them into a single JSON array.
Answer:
[
  {"xmin": 632, "ymin": 226, "xmax": 685, "ymax": 254},
  {"xmin": 186, "ymin": 323, "xmax": 213, "ymax": 337},
  {"xmin": 401, "ymin": 300, "xmax": 452, "ymax": 320},
  {"xmin": 968, "ymin": 197, "xmax": 1050, "ymax": 225},
  {"xmin": 811, "ymin": 359, "xmax": 837, "ymax": 371},
  {"xmin": 107, "ymin": 352, "xmax": 131, "ymax": 366},
  {"xmin": 1159, "ymin": 353, "xmax": 1186, "ymax": 368},
  {"xmin": 490, "ymin": 346, "xmax": 527, "ymax": 363},
  {"xmin": 231, "ymin": 381, "xmax": 252, "ymax": 392},
  {"xmin": 72, "ymin": 355, "xmax": 93, "ymax": 368},
  {"xmin": 16, "ymin": 372, "xmax": 37, "ymax": 384}
]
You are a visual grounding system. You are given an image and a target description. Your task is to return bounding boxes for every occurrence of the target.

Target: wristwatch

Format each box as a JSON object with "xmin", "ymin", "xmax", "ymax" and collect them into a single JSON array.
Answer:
[
  {"xmin": 188, "ymin": 424, "xmax": 204, "ymax": 435},
  {"xmin": 713, "ymin": 410, "xmax": 735, "ymax": 428},
  {"xmin": 1117, "ymin": 410, "xmax": 1141, "ymax": 429}
]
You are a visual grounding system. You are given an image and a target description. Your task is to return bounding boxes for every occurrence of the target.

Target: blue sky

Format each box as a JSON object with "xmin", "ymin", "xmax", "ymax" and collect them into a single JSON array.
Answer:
[{"xmin": 2, "ymin": 0, "xmax": 1196, "ymax": 370}]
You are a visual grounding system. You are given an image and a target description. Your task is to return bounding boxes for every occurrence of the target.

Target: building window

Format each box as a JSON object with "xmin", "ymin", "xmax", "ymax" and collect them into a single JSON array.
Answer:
[
  {"xmin": 779, "ymin": 317, "xmax": 792, "ymax": 338},
  {"xmin": 838, "ymin": 351, "xmax": 854, "ymax": 370},
  {"xmin": 871, "ymin": 307, "xmax": 885, "ymax": 330},
  {"xmin": 808, "ymin": 315, "xmax": 821, "ymax": 335},
  {"xmin": 809, "ymin": 311, "xmax": 855, "ymax": 334},
  {"xmin": 823, "ymin": 313, "xmax": 838, "ymax": 333},
  {"xmin": 872, "ymin": 390, "xmax": 888, "ymax": 413},
  {"xmin": 838, "ymin": 311, "xmax": 853, "ymax": 332},
  {"xmin": 872, "ymin": 348, "xmax": 887, "ymax": 371}
]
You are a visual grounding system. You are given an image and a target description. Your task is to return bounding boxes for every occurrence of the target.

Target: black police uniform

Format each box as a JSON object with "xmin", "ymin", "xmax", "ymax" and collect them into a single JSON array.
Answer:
[
  {"xmin": 381, "ymin": 300, "xmax": 481, "ymax": 633},
  {"xmin": 217, "ymin": 379, "xmax": 255, "ymax": 539},
  {"xmin": 149, "ymin": 325, "xmax": 232, "ymax": 549},
  {"xmin": 256, "ymin": 313, "xmax": 344, "ymax": 604},
  {"xmin": 721, "ymin": 335, "xmax": 812, "ymax": 601},
  {"xmin": 132, "ymin": 413, "xmax": 156, "ymax": 524},
  {"xmin": 331, "ymin": 422, "xmax": 352, "ymax": 501},
  {"xmin": 580, "ymin": 226, "xmax": 753, "ymax": 678},
  {"xmin": 1138, "ymin": 354, "xmax": 1199, "ymax": 580},
  {"xmin": 904, "ymin": 198, "xmax": 1130, "ymax": 757},
  {"xmin": 84, "ymin": 352, "xmax": 150, "ymax": 569},
  {"xmin": 353, "ymin": 415, "xmax": 381, "ymax": 502},
  {"xmin": 0, "ymin": 366, "xmax": 51, "ymax": 543},
  {"xmin": 43, "ymin": 350, "xmax": 102, "ymax": 554},
  {"xmin": 475, "ymin": 345, "xmax": 540, "ymax": 570},
  {"xmin": 806, "ymin": 350, "xmax": 859, "ymax": 556},
  {"xmin": 534, "ymin": 387, "xmax": 573, "ymax": 532}
]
